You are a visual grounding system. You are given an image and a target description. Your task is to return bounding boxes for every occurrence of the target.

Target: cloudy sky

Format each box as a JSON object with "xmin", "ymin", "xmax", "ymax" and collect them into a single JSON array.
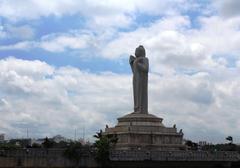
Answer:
[{"xmin": 0, "ymin": 0, "xmax": 240, "ymax": 143}]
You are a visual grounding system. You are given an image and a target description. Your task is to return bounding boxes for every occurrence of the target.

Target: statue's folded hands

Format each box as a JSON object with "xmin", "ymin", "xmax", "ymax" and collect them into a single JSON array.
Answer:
[{"xmin": 136, "ymin": 57, "xmax": 149, "ymax": 73}]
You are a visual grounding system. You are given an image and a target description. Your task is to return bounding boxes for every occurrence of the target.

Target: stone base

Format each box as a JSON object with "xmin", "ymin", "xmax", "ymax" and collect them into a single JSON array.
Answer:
[{"xmin": 104, "ymin": 112, "xmax": 185, "ymax": 150}]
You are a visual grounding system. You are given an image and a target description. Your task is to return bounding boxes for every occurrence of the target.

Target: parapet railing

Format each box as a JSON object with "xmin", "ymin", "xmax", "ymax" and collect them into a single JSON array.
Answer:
[
  {"xmin": 110, "ymin": 150, "xmax": 240, "ymax": 162},
  {"xmin": 1, "ymin": 148, "xmax": 240, "ymax": 162}
]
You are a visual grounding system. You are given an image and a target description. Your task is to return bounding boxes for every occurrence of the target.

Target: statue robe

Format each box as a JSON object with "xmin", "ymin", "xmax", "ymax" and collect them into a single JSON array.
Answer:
[{"xmin": 130, "ymin": 57, "xmax": 149, "ymax": 114}]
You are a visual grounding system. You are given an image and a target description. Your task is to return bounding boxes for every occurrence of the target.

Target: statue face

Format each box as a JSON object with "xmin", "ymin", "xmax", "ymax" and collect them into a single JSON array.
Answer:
[{"xmin": 135, "ymin": 46, "xmax": 145, "ymax": 57}]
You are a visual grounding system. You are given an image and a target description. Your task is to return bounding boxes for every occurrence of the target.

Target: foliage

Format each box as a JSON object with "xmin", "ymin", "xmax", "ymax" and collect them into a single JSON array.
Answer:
[
  {"xmin": 54, "ymin": 140, "xmax": 69, "ymax": 148},
  {"xmin": 202, "ymin": 143, "xmax": 238, "ymax": 152},
  {"xmin": 0, "ymin": 143, "xmax": 20, "ymax": 150},
  {"xmin": 31, "ymin": 143, "xmax": 41, "ymax": 148},
  {"xmin": 42, "ymin": 137, "xmax": 54, "ymax": 148},
  {"xmin": 63, "ymin": 142, "xmax": 82, "ymax": 162},
  {"xmin": 201, "ymin": 136, "xmax": 240, "ymax": 152},
  {"xmin": 8, "ymin": 139, "xmax": 31, "ymax": 148},
  {"xmin": 226, "ymin": 136, "xmax": 233, "ymax": 144},
  {"xmin": 185, "ymin": 140, "xmax": 198, "ymax": 150},
  {"xmin": 93, "ymin": 130, "xmax": 118, "ymax": 166}
]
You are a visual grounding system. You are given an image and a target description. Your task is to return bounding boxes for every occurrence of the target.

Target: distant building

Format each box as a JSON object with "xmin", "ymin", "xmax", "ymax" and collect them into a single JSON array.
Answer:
[
  {"xmin": 0, "ymin": 134, "xmax": 5, "ymax": 142},
  {"xmin": 198, "ymin": 141, "xmax": 207, "ymax": 146}
]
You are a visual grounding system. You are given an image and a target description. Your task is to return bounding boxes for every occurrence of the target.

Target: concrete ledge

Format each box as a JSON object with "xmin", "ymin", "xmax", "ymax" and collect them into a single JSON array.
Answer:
[
  {"xmin": 110, "ymin": 150, "xmax": 240, "ymax": 162},
  {"xmin": 117, "ymin": 112, "xmax": 163, "ymax": 124}
]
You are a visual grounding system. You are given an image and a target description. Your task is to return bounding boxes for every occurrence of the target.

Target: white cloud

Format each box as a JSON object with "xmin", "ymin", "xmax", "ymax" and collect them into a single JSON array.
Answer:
[
  {"xmin": 39, "ymin": 32, "xmax": 93, "ymax": 52},
  {"xmin": 189, "ymin": 16, "xmax": 240, "ymax": 56},
  {"xmin": 0, "ymin": 57, "xmax": 240, "ymax": 143},
  {"xmin": 101, "ymin": 15, "xmax": 191, "ymax": 59},
  {"xmin": 0, "ymin": 0, "xmax": 133, "ymax": 29},
  {"xmin": 100, "ymin": 14, "xmax": 240, "ymax": 75},
  {"xmin": 1, "ymin": 12, "xmax": 240, "ymax": 76},
  {"xmin": 0, "ymin": 31, "xmax": 94, "ymax": 52},
  {"xmin": 100, "ymin": 15, "xmax": 210, "ymax": 74},
  {"xmin": 0, "ymin": 57, "xmax": 131, "ymax": 139},
  {"xmin": 0, "ymin": 57, "xmax": 53, "ymax": 78},
  {"xmin": 2, "ymin": 13, "xmax": 240, "ymax": 73},
  {"xmin": 1, "ymin": 0, "xmax": 240, "ymax": 143},
  {"xmin": 149, "ymin": 72, "xmax": 240, "ymax": 142},
  {"xmin": 0, "ymin": 0, "xmax": 196, "ymax": 29}
]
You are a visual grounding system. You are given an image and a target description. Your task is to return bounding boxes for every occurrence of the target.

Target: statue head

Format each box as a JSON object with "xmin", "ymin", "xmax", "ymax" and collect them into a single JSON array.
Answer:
[{"xmin": 135, "ymin": 45, "xmax": 145, "ymax": 57}]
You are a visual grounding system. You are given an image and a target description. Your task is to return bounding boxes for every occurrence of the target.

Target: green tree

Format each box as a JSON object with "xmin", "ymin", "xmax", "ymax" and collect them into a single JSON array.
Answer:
[
  {"xmin": 185, "ymin": 140, "xmax": 198, "ymax": 150},
  {"xmin": 42, "ymin": 137, "xmax": 54, "ymax": 148},
  {"xmin": 0, "ymin": 143, "xmax": 20, "ymax": 150},
  {"xmin": 226, "ymin": 136, "xmax": 233, "ymax": 144},
  {"xmin": 93, "ymin": 130, "xmax": 118, "ymax": 167},
  {"xmin": 63, "ymin": 142, "xmax": 82, "ymax": 162},
  {"xmin": 31, "ymin": 143, "xmax": 41, "ymax": 148}
]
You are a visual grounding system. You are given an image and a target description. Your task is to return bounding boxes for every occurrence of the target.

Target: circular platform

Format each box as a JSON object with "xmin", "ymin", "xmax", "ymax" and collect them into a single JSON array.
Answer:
[
  {"xmin": 118, "ymin": 112, "xmax": 162, "ymax": 122},
  {"xmin": 117, "ymin": 112, "xmax": 164, "ymax": 127}
]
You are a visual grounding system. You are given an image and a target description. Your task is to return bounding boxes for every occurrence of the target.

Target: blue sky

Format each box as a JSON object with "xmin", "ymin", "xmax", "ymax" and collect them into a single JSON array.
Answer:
[
  {"xmin": 0, "ymin": 0, "xmax": 210, "ymax": 72},
  {"xmin": 1, "ymin": 0, "xmax": 240, "ymax": 143}
]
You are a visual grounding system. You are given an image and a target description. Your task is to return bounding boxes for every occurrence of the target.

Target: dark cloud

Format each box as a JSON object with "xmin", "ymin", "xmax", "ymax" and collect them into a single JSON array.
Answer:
[{"xmin": 217, "ymin": 0, "xmax": 240, "ymax": 18}]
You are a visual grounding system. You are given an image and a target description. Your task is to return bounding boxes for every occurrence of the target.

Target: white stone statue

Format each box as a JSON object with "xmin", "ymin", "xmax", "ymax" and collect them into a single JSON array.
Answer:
[{"xmin": 129, "ymin": 45, "xmax": 149, "ymax": 114}]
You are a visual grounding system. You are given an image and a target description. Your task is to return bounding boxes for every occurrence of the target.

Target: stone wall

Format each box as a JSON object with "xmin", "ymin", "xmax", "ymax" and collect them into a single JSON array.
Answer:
[
  {"xmin": 0, "ymin": 149, "xmax": 98, "ymax": 168},
  {"xmin": 110, "ymin": 150, "xmax": 240, "ymax": 162},
  {"xmin": 0, "ymin": 149, "xmax": 239, "ymax": 168}
]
